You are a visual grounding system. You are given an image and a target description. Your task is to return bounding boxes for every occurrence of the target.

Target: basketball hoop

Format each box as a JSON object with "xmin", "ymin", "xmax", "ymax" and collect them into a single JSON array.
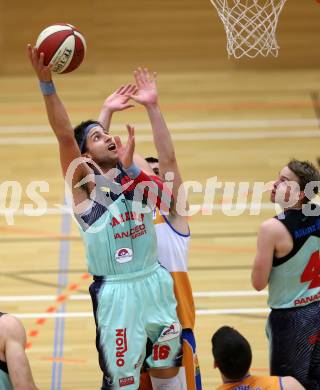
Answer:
[{"xmin": 209, "ymin": 0, "xmax": 287, "ymax": 58}]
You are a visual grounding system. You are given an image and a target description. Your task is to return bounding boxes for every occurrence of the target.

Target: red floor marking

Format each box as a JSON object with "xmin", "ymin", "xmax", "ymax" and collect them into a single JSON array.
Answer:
[{"xmin": 25, "ymin": 273, "xmax": 91, "ymax": 351}]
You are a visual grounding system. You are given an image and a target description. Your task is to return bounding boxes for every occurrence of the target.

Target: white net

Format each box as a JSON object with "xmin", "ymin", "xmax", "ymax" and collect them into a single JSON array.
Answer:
[{"xmin": 209, "ymin": 0, "xmax": 287, "ymax": 58}]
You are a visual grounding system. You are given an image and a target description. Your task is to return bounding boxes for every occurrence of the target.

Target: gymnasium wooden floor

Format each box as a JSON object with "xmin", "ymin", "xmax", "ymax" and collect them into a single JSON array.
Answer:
[{"xmin": 1, "ymin": 68, "xmax": 320, "ymax": 389}]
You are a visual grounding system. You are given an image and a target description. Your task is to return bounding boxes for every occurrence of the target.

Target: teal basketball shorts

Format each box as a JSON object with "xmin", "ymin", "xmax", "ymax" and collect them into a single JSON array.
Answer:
[{"xmin": 89, "ymin": 263, "xmax": 182, "ymax": 390}]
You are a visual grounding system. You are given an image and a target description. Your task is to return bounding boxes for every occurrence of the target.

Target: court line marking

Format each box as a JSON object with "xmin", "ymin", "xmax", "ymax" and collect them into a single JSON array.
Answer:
[
  {"xmin": 0, "ymin": 118, "xmax": 318, "ymax": 133},
  {"xmin": 1, "ymin": 129, "xmax": 320, "ymax": 145},
  {"xmin": 51, "ymin": 206, "xmax": 71, "ymax": 390},
  {"xmin": 25, "ymin": 274, "xmax": 90, "ymax": 350},
  {"xmin": 0, "ymin": 290, "xmax": 267, "ymax": 302},
  {"xmin": 14, "ymin": 308, "xmax": 270, "ymax": 319}
]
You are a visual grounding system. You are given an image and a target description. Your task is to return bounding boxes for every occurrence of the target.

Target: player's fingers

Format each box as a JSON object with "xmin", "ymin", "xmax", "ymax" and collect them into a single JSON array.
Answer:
[
  {"xmin": 27, "ymin": 44, "xmax": 34, "ymax": 63},
  {"xmin": 137, "ymin": 67, "xmax": 147, "ymax": 86},
  {"xmin": 39, "ymin": 52, "xmax": 45, "ymax": 67},
  {"xmin": 119, "ymin": 85, "xmax": 130, "ymax": 94},
  {"xmin": 114, "ymin": 135, "xmax": 122, "ymax": 149},
  {"xmin": 136, "ymin": 67, "xmax": 145, "ymax": 88},
  {"xmin": 131, "ymin": 135, "xmax": 135, "ymax": 151},
  {"xmin": 126, "ymin": 127, "xmax": 135, "ymax": 151},
  {"xmin": 126, "ymin": 125, "xmax": 136, "ymax": 146},
  {"xmin": 27, "ymin": 43, "xmax": 32, "ymax": 56},
  {"xmin": 133, "ymin": 70, "xmax": 143, "ymax": 88},
  {"xmin": 33, "ymin": 46, "xmax": 40, "ymax": 61},
  {"xmin": 28, "ymin": 45, "xmax": 37, "ymax": 65},
  {"xmin": 126, "ymin": 124, "xmax": 134, "ymax": 136},
  {"xmin": 115, "ymin": 85, "xmax": 126, "ymax": 94},
  {"xmin": 127, "ymin": 84, "xmax": 137, "ymax": 95},
  {"xmin": 152, "ymin": 72, "xmax": 157, "ymax": 83},
  {"xmin": 121, "ymin": 84, "xmax": 133, "ymax": 95},
  {"xmin": 125, "ymin": 93, "xmax": 138, "ymax": 103},
  {"xmin": 143, "ymin": 67, "xmax": 150, "ymax": 83}
]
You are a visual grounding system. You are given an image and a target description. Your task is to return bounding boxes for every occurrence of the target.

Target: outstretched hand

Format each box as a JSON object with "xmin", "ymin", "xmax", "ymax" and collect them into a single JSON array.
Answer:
[
  {"xmin": 114, "ymin": 124, "xmax": 135, "ymax": 169},
  {"xmin": 102, "ymin": 84, "xmax": 138, "ymax": 113},
  {"xmin": 27, "ymin": 44, "xmax": 52, "ymax": 82},
  {"xmin": 129, "ymin": 67, "xmax": 158, "ymax": 107}
]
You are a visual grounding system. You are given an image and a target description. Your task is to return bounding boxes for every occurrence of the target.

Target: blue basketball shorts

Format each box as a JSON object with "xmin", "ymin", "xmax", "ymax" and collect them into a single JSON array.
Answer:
[{"xmin": 267, "ymin": 300, "xmax": 320, "ymax": 390}]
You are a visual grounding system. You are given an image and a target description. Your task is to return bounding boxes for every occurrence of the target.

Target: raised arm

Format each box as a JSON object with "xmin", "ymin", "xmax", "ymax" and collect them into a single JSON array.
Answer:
[
  {"xmin": 115, "ymin": 125, "xmax": 171, "ymax": 213},
  {"xmin": 1, "ymin": 315, "xmax": 38, "ymax": 390},
  {"xmin": 129, "ymin": 68, "xmax": 188, "ymax": 223},
  {"xmin": 98, "ymin": 84, "xmax": 137, "ymax": 131},
  {"xmin": 27, "ymin": 44, "xmax": 90, "ymax": 206}
]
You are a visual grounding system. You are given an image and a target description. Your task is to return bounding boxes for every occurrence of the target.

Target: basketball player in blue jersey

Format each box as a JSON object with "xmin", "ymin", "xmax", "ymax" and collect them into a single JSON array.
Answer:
[
  {"xmin": 28, "ymin": 45, "xmax": 183, "ymax": 390},
  {"xmin": 251, "ymin": 160, "xmax": 320, "ymax": 389},
  {"xmin": 98, "ymin": 68, "xmax": 202, "ymax": 390},
  {"xmin": 0, "ymin": 313, "xmax": 38, "ymax": 390}
]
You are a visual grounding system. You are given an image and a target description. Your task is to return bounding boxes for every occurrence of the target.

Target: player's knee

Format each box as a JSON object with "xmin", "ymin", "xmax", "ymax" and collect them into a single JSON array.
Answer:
[
  {"xmin": 149, "ymin": 367, "xmax": 179, "ymax": 379},
  {"xmin": 150, "ymin": 373, "xmax": 185, "ymax": 390}
]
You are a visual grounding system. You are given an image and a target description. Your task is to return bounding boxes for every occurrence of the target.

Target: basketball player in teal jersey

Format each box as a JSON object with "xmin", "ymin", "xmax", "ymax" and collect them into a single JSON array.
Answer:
[
  {"xmin": 27, "ymin": 45, "xmax": 183, "ymax": 390},
  {"xmin": 98, "ymin": 68, "xmax": 202, "ymax": 390},
  {"xmin": 251, "ymin": 160, "xmax": 320, "ymax": 389},
  {"xmin": 0, "ymin": 313, "xmax": 38, "ymax": 390}
]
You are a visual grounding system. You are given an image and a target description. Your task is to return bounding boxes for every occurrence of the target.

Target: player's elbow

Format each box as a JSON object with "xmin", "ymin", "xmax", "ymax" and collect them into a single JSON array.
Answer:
[
  {"xmin": 56, "ymin": 133, "xmax": 75, "ymax": 145},
  {"xmin": 252, "ymin": 282, "xmax": 265, "ymax": 292},
  {"xmin": 160, "ymin": 153, "xmax": 177, "ymax": 169},
  {"xmin": 14, "ymin": 384, "xmax": 38, "ymax": 390},
  {"xmin": 251, "ymin": 273, "xmax": 267, "ymax": 291},
  {"xmin": 166, "ymin": 154, "xmax": 177, "ymax": 165}
]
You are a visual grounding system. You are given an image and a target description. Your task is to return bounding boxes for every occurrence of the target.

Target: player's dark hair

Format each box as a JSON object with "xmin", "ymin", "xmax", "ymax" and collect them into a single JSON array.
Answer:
[
  {"xmin": 74, "ymin": 120, "xmax": 102, "ymax": 153},
  {"xmin": 145, "ymin": 157, "xmax": 159, "ymax": 164},
  {"xmin": 288, "ymin": 159, "xmax": 320, "ymax": 203},
  {"xmin": 211, "ymin": 326, "xmax": 252, "ymax": 381}
]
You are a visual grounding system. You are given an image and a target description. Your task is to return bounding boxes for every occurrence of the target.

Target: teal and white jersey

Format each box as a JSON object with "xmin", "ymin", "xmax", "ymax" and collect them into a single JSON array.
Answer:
[
  {"xmin": 0, "ymin": 360, "xmax": 13, "ymax": 390},
  {"xmin": 76, "ymin": 167, "xmax": 165, "ymax": 276},
  {"xmin": 0, "ymin": 313, "xmax": 12, "ymax": 390},
  {"xmin": 268, "ymin": 207, "xmax": 320, "ymax": 309},
  {"xmin": 0, "ymin": 367, "xmax": 12, "ymax": 390}
]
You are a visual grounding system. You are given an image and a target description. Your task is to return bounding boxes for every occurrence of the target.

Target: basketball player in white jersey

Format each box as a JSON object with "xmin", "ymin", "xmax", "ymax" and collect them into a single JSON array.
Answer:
[{"xmin": 98, "ymin": 68, "xmax": 201, "ymax": 390}]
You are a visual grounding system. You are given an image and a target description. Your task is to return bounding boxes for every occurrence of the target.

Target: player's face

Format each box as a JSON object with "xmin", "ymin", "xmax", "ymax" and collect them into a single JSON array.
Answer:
[
  {"xmin": 149, "ymin": 162, "xmax": 160, "ymax": 177},
  {"xmin": 85, "ymin": 127, "xmax": 118, "ymax": 166},
  {"xmin": 271, "ymin": 166, "xmax": 302, "ymax": 205}
]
